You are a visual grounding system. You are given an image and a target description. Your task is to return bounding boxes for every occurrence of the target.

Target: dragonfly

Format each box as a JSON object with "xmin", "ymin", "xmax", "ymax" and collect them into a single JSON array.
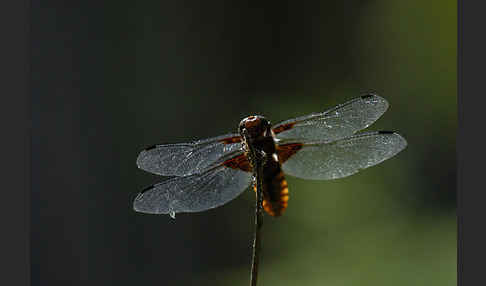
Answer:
[{"xmin": 134, "ymin": 94, "xmax": 407, "ymax": 218}]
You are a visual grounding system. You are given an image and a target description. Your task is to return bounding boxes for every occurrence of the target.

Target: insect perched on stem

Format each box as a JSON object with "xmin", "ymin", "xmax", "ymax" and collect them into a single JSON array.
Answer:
[
  {"xmin": 134, "ymin": 94, "xmax": 407, "ymax": 218},
  {"xmin": 134, "ymin": 94, "xmax": 407, "ymax": 285}
]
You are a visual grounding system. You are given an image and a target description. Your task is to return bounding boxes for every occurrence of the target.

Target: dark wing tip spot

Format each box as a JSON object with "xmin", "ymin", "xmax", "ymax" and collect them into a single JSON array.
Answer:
[
  {"xmin": 145, "ymin": 144, "xmax": 158, "ymax": 151},
  {"xmin": 140, "ymin": 184, "xmax": 154, "ymax": 194},
  {"xmin": 378, "ymin": 130, "xmax": 396, "ymax": 134},
  {"xmin": 361, "ymin": 92, "xmax": 378, "ymax": 99}
]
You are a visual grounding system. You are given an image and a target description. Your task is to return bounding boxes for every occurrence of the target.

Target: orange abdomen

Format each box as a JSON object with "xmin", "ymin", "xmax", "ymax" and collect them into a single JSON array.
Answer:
[{"xmin": 254, "ymin": 169, "xmax": 289, "ymax": 217}]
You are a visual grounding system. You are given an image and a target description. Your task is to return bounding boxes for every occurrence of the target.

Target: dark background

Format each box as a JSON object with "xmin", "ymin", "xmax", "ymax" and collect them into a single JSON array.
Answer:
[{"xmin": 32, "ymin": 1, "xmax": 456, "ymax": 285}]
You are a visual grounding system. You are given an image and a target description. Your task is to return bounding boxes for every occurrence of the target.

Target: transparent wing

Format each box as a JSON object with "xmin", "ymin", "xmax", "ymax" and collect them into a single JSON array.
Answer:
[
  {"xmin": 133, "ymin": 164, "xmax": 253, "ymax": 216},
  {"xmin": 136, "ymin": 133, "xmax": 242, "ymax": 176},
  {"xmin": 280, "ymin": 131, "xmax": 407, "ymax": 180},
  {"xmin": 273, "ymin": 94, "xmax": 389, "ymax": 143}
]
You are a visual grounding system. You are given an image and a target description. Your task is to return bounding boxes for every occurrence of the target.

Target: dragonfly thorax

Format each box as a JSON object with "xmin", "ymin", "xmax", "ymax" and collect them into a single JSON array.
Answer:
[{"xmin": 239, "ymin": 115, "xmax": 277, "ymax": 167}]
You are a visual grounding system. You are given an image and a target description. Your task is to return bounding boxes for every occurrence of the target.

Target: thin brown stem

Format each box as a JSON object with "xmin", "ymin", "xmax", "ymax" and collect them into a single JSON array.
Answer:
[{"xmin": 250, "ymin": 158, "xmax": 264, "ymax": 286}]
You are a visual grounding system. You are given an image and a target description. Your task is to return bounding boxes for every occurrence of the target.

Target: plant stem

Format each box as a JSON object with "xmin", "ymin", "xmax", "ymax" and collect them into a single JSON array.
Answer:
[{"xmin": 250, "ymin": 159, "xmax": 264, "ymax": 286}]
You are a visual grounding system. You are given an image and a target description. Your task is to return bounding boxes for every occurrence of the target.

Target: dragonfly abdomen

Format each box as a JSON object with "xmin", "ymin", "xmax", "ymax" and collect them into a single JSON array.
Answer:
[{"xmin": 258, "ymin": 156, "xmax": 289, "ymax": 217}]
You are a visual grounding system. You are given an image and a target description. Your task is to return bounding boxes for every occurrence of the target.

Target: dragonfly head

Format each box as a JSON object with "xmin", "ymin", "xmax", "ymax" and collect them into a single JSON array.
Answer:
[{"xmin": 239, "ymin": 115, "xmax": 272, "ymax": 143}]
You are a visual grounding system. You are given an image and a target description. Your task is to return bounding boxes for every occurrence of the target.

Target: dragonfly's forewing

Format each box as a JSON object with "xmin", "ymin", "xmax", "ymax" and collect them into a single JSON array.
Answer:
[
  {"xmin": 272, "ymin": 94, "xmax": 389, "ymax": 143},
  {"xmin": 278, "ymin": 131, "xmax": 407, "ymax": 180},
  {"xmin": 133, "ymin": 164, "xmax": 252, "ymax": 215},
  {"xmin": 136, "ymin": 133, "xmax": 242, "ymax": 176}
]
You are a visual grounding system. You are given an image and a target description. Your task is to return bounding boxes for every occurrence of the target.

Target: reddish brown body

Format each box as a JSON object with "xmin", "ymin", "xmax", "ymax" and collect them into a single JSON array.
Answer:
[
  {"xmin": 221, "ymin": 115, "xmax": 302, "ymax": 217},
  {"xmin": 256, "ymin": 164, "xmax": 289, "ymax": 217}
]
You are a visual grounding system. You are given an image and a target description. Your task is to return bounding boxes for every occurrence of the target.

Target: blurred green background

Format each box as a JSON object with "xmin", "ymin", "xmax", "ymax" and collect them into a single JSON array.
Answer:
[
  {"xmin": 106, "ymin": 1, "xmax": 455, "ymax": 285},
  {"xmin": 34, "ymin": 0, "xmax": 456, "ymax": 285}
]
